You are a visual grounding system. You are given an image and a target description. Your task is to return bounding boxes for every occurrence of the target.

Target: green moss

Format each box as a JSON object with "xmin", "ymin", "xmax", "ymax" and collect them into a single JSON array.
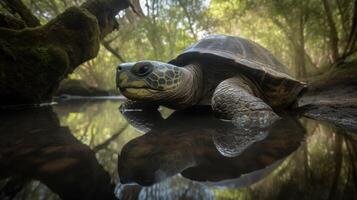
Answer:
[
  {"xmin": 29, "ymin": 47, "xmax": 50, "ymax": 64},
  {"xmin": 0, "ymin": 6, "xmax": 101, "ymax": 105}
]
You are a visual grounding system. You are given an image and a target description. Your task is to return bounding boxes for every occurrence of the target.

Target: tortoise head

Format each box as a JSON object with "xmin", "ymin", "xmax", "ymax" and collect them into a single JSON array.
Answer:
[{"xmin": 116, "ymin": 61, "xmax": 185, "ymax": 102}]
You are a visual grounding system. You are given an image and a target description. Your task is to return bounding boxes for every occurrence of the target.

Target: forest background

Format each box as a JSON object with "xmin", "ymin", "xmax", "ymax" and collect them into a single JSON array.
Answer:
[{"xmin": 1, "ymin": 0, "xmax": 355, "ymax": 92}]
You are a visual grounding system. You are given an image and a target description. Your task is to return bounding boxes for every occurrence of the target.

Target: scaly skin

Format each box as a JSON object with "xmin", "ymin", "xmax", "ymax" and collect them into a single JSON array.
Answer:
[
  {"xmin": 211, "ymin": 75, "xmax": 280, "ymax": 129},
  {"xmin": 117, "ymin": 61, "xmax": 280, "ymax": 128}
]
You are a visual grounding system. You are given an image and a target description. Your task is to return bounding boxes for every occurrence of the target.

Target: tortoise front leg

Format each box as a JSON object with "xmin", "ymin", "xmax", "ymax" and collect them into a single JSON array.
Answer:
[{"xmin": 212, "ymin": 76, "xmax": 280, "ymax": 129}]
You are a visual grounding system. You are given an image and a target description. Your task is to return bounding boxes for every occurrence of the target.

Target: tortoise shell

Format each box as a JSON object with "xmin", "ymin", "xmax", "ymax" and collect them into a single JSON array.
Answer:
[{"xmin": 169, "ymin": 35, "xmax": 306, "ymax": 108}]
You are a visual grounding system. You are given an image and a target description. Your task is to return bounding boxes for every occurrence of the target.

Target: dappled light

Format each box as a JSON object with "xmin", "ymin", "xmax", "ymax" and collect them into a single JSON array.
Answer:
[{"xmin": 0, "ymin": 0, "xmax": 356, "ymax": 199}]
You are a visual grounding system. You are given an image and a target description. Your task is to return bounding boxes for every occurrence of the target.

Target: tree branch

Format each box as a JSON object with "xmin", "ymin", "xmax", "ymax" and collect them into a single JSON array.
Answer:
[
  {"xmin": 322, "ymin": 0, "xmax": 340, "ymax": 62},
  {"xmin": 0, "ymin": 1, "xmax": 13, "ymax": 14},
  {"xmin": 46, "ymin": 0, "xmax": 61, "ymax": 16},
  {"xmin": 343, "ymin": 0, "xmax": 357, "ymax": 56},
  {"xmin": 93, "ymin": 124, "xmax": 128, "ymax": 152},
  {"xmin": 178, "ymin": 0, "xmax": 198, "ymax": 40},
  {"xmin": 0, "ymin": 0, "xmax": 130, "ymax": 105},
  {"xmin": 129, "ymin": 0, "xmax": 145, "ymax": 17},
  {"xmin": 0, "ymin": 13, "xmax": 25, "ymax": 29},
  {"xmin": 304, "ymin": 51, "xmax": 318, "ymax": 70},
  {"xmin": 31, "ymin": 1, "xmax": 52, "ymax": 21},
  {"xmin": 102, "ymin": 40, "xmax": 126, "ymax": 62},
  {"xmin": 335, "ymin": 0, "xmax": 349, "ymax": 36},
  {"xmin": 2, "ymin": 0, "xmax": 40, "ymax": 27},
  {"xmin": 81, "ymin": 0, "xmax": 130, "ymax": 39}
]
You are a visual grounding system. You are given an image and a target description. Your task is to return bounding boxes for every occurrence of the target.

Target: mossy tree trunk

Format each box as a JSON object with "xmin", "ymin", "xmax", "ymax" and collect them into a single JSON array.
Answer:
[{"xmin": 0, "ymin": 0, "xmax": 129, "ymax": 105}]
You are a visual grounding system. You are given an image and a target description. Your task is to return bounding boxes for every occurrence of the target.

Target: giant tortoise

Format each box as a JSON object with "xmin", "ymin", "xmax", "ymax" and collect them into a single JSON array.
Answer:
[{"xmin": 116, "ymin": 35, "xmax": 306, "ymax": 128}]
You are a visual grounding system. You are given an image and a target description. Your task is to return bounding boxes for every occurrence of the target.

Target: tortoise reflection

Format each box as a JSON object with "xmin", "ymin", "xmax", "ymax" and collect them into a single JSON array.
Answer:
[{"xmin": 118, "ymin": 106, "xmax": 306, "ymax": 186}]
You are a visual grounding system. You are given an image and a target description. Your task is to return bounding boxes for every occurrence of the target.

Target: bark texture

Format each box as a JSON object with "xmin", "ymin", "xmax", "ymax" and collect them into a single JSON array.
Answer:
[{"xmin": 0, "ymin": 0, "xmax": 129, "ymax": 105}]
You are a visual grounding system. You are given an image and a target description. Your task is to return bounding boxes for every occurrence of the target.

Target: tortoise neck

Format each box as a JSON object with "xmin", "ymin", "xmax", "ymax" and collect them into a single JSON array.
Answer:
[{"xmin": 164, "ymin": 63, "xmax": 204, "ymax": 109}]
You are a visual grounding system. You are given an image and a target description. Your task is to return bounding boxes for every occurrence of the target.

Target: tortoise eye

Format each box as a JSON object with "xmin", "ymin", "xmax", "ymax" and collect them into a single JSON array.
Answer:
[{"xmin": 132, "ymin": 64, "xmax": 153, "ymax": 77}]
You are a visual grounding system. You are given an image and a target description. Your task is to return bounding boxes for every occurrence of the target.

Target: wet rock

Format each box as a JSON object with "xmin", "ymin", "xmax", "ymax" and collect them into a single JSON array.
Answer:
[{"xmin": 298, "ymin": 60, "xmax": 357, "ymax": 131}]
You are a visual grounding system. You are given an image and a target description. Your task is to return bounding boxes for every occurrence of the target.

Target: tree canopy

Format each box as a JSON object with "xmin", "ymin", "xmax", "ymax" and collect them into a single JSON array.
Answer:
[{"xmin": 0, "ymin": 0, "xmax": 356, "ymax": 91}]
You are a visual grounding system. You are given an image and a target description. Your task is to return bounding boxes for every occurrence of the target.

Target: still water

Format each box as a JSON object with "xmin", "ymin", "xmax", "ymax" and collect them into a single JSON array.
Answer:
[{"xmin": 0, "ymin": 100, "xmax": 356, "ymax": 200}]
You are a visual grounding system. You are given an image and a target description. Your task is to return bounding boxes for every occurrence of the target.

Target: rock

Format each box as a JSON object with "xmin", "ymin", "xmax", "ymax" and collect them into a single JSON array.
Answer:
[{"xmin": 298, "ymin": 60, "xmax": 357, "ymax": 131}]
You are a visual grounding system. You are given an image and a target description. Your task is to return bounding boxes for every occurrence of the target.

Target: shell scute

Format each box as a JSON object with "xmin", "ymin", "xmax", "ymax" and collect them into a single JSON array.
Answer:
[{"xmin": 169, "ymin": 34, "xmax": 306, "ymax": 107}]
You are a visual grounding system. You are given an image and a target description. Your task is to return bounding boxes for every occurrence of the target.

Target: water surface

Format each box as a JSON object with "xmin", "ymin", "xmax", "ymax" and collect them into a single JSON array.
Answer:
[{"xmin": 0, "ymin": 100, "xmax": 356, "ymax": 200}]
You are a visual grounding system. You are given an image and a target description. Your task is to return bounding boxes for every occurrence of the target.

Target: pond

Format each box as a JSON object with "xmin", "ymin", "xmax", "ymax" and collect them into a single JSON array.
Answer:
[{"xmin": 0, "ymin": 100, "xmax": 356, "ymax": 200}]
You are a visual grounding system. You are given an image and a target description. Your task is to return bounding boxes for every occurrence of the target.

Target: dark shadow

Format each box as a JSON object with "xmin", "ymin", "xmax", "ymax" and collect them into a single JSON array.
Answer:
[{"xmin": 0, "ymin": 107, "xmax": 117, "ymax": 200}]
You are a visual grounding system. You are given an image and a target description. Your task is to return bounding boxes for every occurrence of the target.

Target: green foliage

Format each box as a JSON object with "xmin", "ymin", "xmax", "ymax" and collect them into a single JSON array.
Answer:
[
  {"xmin": 208, "ymin": 0, "xmax": 355, "ymax": 78},
  {"xmin": 5, "ymin": 0, "xmax": 354, "ymax": 89}
]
